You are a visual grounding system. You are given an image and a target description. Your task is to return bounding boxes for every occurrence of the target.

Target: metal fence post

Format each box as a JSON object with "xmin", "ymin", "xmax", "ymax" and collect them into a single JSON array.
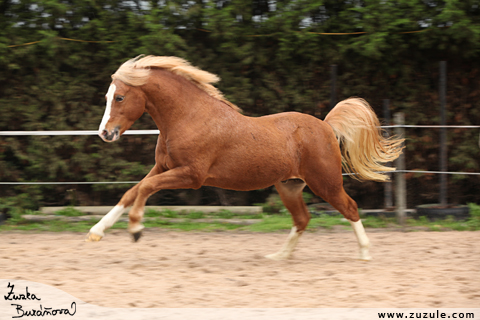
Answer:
[
  {"xmin": 439, "ymin": 61, "xmax": 448, "ymax": 206},
  {"xmin": 394, "ymin": 112, "xmax": 406, "ymax": 225}
]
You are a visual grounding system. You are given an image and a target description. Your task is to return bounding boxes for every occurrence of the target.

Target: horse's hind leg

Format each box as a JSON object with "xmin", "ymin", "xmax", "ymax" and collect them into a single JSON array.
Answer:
[
  {"xmin": 265, "ymin": 179, "xmax": 310, "ymax": 260},
  {"xmin": 306, "ymin": 176, "xmax": 371, "ymax": 260}
]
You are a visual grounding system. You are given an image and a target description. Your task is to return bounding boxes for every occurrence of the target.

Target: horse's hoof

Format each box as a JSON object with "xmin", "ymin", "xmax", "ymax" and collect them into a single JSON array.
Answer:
[
  {"xmin": 85, "ymin": 232, "xmax": 103, "ymax": 242},
  {"xmin": 358, "ymin": 248, "xmax": 372, "ymax": 261},
  {"xmin": 129, "ymin": 223, "xmax": 144, "ymax": 242},
  {"xmin": 265, "ymin": 252, "xmax": 289, "ymax": 261},
  {"xmin": 358, "ymin": 255, "xmax": 372, "ymax": 261},
  {"xmin": 132, "ymin": 231, "xmax": 142, "ymax": 242}
]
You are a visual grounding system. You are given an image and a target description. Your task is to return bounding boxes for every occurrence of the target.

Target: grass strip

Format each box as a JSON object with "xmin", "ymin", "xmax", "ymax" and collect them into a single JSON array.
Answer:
[{"xmin": 1, "ymin": 204, "xmax": 479, "ymax": 233}]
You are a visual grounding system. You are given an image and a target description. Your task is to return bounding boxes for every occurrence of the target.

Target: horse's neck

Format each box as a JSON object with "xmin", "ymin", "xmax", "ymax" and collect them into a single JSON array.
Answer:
[{"xmin": 144, "ymin": 72, "xmax": 236, "ymax": 137}]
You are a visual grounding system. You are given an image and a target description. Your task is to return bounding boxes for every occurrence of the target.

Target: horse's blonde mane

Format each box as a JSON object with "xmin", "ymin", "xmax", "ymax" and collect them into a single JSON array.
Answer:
[{"xmin": 112, "ymin": 55, "xmax": 240, "ymax": 112}]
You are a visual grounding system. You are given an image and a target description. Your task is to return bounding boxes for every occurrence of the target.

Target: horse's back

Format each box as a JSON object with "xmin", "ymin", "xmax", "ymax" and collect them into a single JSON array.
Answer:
[{"xmin": 253, "ymin": 112, "xmax": 338, "ymax": 151}]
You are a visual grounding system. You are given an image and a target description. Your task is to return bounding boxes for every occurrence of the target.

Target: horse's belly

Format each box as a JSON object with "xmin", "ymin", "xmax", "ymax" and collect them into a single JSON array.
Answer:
[
  {"xmin": 204, "ymin": 161, "xmax": 294, "ymax": 191},
  {"xmin": 204, "ymin": 177, "xmax": 277, "ymax": 191}
]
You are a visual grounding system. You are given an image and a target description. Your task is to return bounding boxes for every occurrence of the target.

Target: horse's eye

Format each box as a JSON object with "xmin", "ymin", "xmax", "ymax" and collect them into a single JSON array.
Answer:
[{"xmin": 115, "ymin": 96, "xmax": 124, "ymax": 102}]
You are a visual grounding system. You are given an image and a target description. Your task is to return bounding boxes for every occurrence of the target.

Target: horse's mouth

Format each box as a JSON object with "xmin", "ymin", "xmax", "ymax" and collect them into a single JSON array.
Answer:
[{"xmin": 99, "ymin": 127, "xmax": 120, "ymax": 142}]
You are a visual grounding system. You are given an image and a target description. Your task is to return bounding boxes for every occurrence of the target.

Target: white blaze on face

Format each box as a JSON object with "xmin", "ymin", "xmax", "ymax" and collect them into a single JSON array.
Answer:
[{"xmin": 99, "ymin": 84, "xmax": 116, "ymax": 134}]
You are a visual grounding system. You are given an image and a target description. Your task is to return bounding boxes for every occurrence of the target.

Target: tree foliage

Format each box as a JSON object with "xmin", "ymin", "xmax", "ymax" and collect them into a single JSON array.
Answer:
[{"xmin": 1, "ymin": 0, "xmax": 480, "ymax": 209}]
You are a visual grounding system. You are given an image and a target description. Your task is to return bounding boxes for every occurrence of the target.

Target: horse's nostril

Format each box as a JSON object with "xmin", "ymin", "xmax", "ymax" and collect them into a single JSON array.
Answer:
[{"xmin": 102, "ymin": 129, "xmax": 108, "ymax": 137}]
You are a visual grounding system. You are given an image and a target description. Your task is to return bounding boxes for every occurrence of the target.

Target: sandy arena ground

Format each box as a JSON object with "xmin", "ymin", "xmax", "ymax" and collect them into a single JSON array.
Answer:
[{"xmin": 0, "ymin": 229, "xmax": 479, "ymax": 308}]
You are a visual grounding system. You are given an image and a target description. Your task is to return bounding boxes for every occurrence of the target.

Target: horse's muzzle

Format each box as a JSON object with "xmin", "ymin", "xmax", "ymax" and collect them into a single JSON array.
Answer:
[{"xmin": 100, "ymin": 127, "xmax": 120, "ymax": 142}]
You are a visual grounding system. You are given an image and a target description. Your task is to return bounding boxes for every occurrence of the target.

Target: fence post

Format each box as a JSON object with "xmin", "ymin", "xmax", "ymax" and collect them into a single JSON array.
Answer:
[
  {"xmin": 330, "ymin": 65, "xmax": 337, "ymax": 110},
  {"xmin": 439, "ymin": 61, "xmax": 448, "ymax": 206},
  {"xmin": 383, "ymin": 99, "xmax": 393, "ymax": 208},
  {"xmin": 394, "ymin": 112, "xmax": 406, "ymax": 225}
]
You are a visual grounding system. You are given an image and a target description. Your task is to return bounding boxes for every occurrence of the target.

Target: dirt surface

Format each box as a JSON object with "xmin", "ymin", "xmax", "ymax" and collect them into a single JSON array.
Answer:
[{"xmin": 0, "ymin": 229, "xmax": 479, "ymax": 308}]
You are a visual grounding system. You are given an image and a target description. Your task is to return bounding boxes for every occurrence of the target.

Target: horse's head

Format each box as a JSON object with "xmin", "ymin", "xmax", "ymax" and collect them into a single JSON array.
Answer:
[{"xmin": 98, "ymin": 79, "xmax": 146, "ymax": 142}]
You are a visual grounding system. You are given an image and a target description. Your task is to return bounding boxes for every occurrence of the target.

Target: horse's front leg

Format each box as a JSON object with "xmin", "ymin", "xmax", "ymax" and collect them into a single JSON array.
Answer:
[
  {"xmin": 127, "ymin": 166, "xmax": 201, "ymax": 241},
  {"xmin": 85, "ymin": 165, "xmax": 163, "ymax": 242}
]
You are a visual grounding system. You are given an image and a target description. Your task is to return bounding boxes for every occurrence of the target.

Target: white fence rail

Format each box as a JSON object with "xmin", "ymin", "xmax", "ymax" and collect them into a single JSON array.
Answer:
[{"xmin": 0, "ymin": 130, "xmax": 160, "ymax": 136}]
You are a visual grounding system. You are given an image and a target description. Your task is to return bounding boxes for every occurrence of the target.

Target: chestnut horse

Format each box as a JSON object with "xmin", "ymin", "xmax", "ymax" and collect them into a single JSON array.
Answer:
[{"xmin": 86, "ymin": 55, "xmax": 404, "ymax": 261}]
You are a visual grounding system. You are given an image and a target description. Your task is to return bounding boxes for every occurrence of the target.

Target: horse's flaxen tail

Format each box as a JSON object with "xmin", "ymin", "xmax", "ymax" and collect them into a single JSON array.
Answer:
[{"xmin": 324, "ymin": 97, "xmax": 404, "ymax": 182}]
